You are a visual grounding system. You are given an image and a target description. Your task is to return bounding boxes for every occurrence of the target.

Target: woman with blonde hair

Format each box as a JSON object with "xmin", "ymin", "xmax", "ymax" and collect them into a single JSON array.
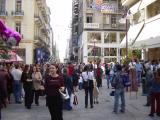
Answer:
[{"xmin": 32, "ymin": 66, "xmax": 43, "ymax": 106}]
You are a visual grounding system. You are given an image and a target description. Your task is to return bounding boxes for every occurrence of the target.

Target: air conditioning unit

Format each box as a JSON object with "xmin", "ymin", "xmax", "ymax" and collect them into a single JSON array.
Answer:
[{"xmin": 111, "ymin": 24, "xmax": 117, "ymax": 28}]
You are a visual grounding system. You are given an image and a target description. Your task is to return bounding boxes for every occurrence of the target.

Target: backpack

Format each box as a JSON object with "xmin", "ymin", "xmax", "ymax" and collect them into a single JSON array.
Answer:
[
  {"xmin": 111, "ymin": 73, "xmax": 126, "ymax": 88},
  {"xmin": 122, "ymin": 74, "xmax": 131, "ymax": 87}
]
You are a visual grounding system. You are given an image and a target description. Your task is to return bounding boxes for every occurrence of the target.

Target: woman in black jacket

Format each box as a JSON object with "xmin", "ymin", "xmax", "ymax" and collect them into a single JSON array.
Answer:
[{"xmin": 21, "ymin": 65, "xmax": 33, "ymax": 109}]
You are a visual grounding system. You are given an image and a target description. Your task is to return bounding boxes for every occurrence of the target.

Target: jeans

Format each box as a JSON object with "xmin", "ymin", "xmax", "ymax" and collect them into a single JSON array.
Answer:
[
  {"xmin": 114, "ymin": 89, "xmax": 125, "ymax": 112},
  {"xmin": 137, "ymin": 71, "xmax": 142, "ymax": 85},
  {"xmin": 106, "ymin": 75, "xmax": 110, "ymax": 88},
  {"xmin": 150, "ymin": 92, "xmax": 160, "ymax": 115},
  {"xmin": 13, "ymin": 80, "xmax": 22, "ymax": 102},
  {"xmin": 79, "ymin": 82, "xmax": 83, "ymax": 90}
]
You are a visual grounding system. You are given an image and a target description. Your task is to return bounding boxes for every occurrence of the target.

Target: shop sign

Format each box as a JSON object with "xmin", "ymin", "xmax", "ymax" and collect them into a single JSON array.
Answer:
[{"xmin": 91, "ymin": 3, "xmax": 117, "ymax": 13}]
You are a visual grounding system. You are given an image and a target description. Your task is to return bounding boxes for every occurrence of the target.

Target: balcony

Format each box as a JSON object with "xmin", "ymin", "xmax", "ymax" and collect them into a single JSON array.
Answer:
[
  {"xmin": 0, "ymin": 11, "xmax": 8, "ymax": 19},
  {"xmin": 34, "ymin": 15, "xmax": 43, "ymax": 26},
  {"xmin": 34, "ymin": 36, "xmax": 44, "ymax": 47},
  {"xmin": 84, "ymin": 23, "xmax": 100, "ymax": 29},
  {"xmin": 121, "ymin": 0, "xmax": 139, "ymax": 7},
  {"xmin": 11, "ymin": 11, "xmax": 24, "ymax": 19}
]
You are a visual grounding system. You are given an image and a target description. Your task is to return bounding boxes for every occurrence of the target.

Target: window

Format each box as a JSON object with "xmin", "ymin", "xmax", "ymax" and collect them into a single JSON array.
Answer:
[
  {"xmin": 15, "ymin": 0, "xmax": 22, "ymax": 12},
  {"xmin": 103, "ymin": 14, "xmax": 110, "ymax": 24},
  {"xmin": 104, "ymin": 32, "xmax": 116, "ymax": 43},
  {"xmin": 110, "ymin": 48, "xmax": 117, "ymax": 56},
  {"xmin": 88, "ymin": 45, "xmax": 101, "ymax": 56},
  {"xmin": 15, "ymin": 22, "xmax": 21, "ymax": 34},
  {"xmin": 111, "ymin": 15, "xmax": 117, "ymax": 27},
  {"xmin": 86, "ymin": 0, "xmax": 93, "ymax": 8},
  {"xmin": 0, "ymin": 0, "xmax": 6, "ymax": 12},
  {"xmin": 88, "ymin": 32, "xmax": 101, "ymax": 43},
  {"xmin": 86, "ymin": 14, "xmax": 93, "ymax": 23}
]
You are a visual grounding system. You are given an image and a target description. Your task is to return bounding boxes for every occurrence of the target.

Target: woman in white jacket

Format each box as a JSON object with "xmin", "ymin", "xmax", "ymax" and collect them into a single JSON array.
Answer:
[{"xmin": 82, "ymin": 65, "xmax": 94, "ymax": 108}]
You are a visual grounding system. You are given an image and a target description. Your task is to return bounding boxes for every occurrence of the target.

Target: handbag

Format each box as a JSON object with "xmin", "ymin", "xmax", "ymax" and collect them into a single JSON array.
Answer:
[
  {"xmin": 38, "ymin": 85, "xmax": 45, "ymax": 96},
  {"xmin": 59, "ymin": 88, "xmax": 70, "ymax": 100},
  {"xmin": 110, "ymin": 90, "xmax": 115, "ymax": 96}
]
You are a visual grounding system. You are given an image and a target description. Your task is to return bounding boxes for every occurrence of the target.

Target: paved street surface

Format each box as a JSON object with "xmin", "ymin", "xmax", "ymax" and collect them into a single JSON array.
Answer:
[{"xmin": 2, "ymin": 80, "xmax": 160, "ymax": 120}]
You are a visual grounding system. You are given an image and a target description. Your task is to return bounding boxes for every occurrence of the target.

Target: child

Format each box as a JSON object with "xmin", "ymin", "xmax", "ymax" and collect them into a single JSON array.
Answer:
[{"xmin": 93, "ymin": 80, "xmax": 99, "ymax": 104}]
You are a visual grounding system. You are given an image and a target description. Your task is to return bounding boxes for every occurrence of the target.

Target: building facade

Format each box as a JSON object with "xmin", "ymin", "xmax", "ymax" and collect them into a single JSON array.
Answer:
[
  {"xmin": 121, "ymin": 0, "xmax": 160, "ymax": 61},
  {"xmin": 71, "ymin": 0, "xmax": 125, "ymax": 64},
  {"xmin": 0, "ymin": 0, "xmax": 52, "ymax": 64}
]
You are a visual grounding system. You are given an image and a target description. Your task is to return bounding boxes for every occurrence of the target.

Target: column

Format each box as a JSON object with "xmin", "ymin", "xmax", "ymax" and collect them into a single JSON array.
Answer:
[
  {"xmin": 25, "ymin": 44, "xmax": 33, "ymax": 64},
  {"xmin": 101, "ymin": 32, "xmax": 104, "ymax": 63},
  {"xmin": 117, "ymin": 32, "xmax": 120, "ymax": 63}
]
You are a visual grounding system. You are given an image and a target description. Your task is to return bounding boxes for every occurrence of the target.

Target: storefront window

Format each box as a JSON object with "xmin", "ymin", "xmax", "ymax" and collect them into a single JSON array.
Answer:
[
  {"xmin": 104, "ymin": 32, "xmax": 116, "ymax": 43},
  {"xmin": 88, "ymin": 45, "xmax": 101, "ymax": 56},
  {"xmin": 104, "ymin": 48, "xmax": 117, "ymax": 56},
  {"xmin": 88, "ymin": 32, "xmax": 101, "ymax": 43},
  {"xmin": 104, "ymin": 58, "xmax": 117, "ymax": 63},
  {"xmin": 147, "ymin": 1, "xmax": 160, "ymax": 19}
]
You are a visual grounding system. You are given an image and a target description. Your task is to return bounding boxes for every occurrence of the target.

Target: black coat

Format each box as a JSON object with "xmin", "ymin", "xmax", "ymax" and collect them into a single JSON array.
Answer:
[{"xmin": 0, "ymin": 70, "xmax": 9, "ymax": 109}]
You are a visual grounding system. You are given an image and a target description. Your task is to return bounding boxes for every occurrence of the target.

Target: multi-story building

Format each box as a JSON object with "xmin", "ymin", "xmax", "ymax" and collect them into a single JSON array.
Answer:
[
  {"xmin": 71, "ymin": 0, "xmax": 126, "ymax": 64},
  {"xmin": 121, "ymin": 0, "xmax": 160, "ymax": 60},
  {"xmin": 0, "ymin": 0, "xmax": 52, "ymax": 64}
]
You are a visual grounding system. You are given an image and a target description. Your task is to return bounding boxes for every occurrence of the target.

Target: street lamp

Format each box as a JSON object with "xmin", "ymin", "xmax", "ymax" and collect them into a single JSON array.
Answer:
[{"xmin": 92, "ymin": 39, "xmax": 97, "ymax": 73}]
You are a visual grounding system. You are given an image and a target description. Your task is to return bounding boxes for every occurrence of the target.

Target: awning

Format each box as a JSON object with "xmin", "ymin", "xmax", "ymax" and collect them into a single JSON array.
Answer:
[
  {"xmin": 133, "ymin": 18, "xmax": 160, "ymax": 48},
  {"xmin": 139, "ymin": 0, "xmax": 157, "ymax": 10},
  {"xmin": 120, "ymin": 22, "xmax": 144, "ymax": 48},
  {"xmin": 129, "ymin": 1, "xmax": 141, "ymax": 15}
]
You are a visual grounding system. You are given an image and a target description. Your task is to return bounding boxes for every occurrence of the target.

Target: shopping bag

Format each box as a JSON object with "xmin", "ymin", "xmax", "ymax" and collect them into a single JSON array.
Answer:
[{"xmin": 73, "ymin": 94, "xmax": 78, "ymax": 105}]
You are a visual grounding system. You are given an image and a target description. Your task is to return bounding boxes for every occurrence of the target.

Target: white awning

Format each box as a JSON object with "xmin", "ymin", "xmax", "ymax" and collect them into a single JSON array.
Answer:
[
  {"xmin": 133, "ymin": 18, "xmax": 160, "ymax": 48},
  {"xmin": 16, "ymin": 55, "xmax": 23, "ymax": 62},
  {"xmin": 139, "ymin": 0, "xmax": 157, "ymax": 9},
  {"xmin": 120, "ymin": 22, "xmax": 144, "ymax": 48},
  {"xmin": 129, "ymin": 1, "xmax": 141, "ymax": 15}
]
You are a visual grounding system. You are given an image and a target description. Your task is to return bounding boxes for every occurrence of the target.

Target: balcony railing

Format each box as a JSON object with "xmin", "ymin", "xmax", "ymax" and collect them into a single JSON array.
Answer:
[
  {"xmin": 0, "ymin": 11, "xmax": 8, "ymax": 16},
  {"xmin": 12, "ymin": 11, "xmax": 24, "ymax": 16}
]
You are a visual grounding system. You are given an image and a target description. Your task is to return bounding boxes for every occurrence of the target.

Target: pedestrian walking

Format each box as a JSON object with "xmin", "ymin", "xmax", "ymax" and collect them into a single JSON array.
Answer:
[
  {"xmin": 32, "ymin": 66, "xmax": 43, "ymax": 106},
  {"xmin": 111, "ymin": 65, "xmax": 125, "ymax": 113},
  {"xmin": 63, "ymin": 68, "xmax": 73, "ymax": 110},
  {"xmin": 82, "ymin": 65, "xmax": 94, "ymax": 108},
  {"xmin": 0, "ymin": 65, "xmax": 9, "ymax": 120},
  {"xmin": 45, "ymin": 64, "xmax": 64, "ymax": 120},
  {"xmin": 21, "ymin": 65, "xmax": 33, "ymax": 109},
  {"xmin": 11, "ymin": 64, "xmax": 22, "ymax": 104},
  {"xmin": 148, "ymin": 68, "xmax": 160, "ymax": 117}
]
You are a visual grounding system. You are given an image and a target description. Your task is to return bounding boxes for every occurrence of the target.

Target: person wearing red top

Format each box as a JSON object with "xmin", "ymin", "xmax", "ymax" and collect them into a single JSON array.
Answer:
[
  {"xmin": 45, "ymin": 64, "xmax": 64, "ymax": 120},
  {"xmin": 67, "ymin": 63, "xmax": 74, "ymax": 77}
]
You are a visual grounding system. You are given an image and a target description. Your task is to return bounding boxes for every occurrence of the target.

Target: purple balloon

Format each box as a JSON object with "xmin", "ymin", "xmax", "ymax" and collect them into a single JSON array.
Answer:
[
  {"xmin": 2, "ymin": 27, "xmax": 22, "ymax": 45},
  {"xmin": 0, "ymin": 19, "xmax": 6, "ymax": 33},
  {"xmin": 13, "ymin": 31, "xmax": 21, "ymax": 45}
]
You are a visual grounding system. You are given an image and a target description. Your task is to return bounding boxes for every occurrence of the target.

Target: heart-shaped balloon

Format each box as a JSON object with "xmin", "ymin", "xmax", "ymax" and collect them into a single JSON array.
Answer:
[
  {"xmin": 2, "ymin": 27, "xmax": 22, "ymax": 45},
  {"xmin": 6, "ymin": 37, "xmax": 17, "ymax": 46}
]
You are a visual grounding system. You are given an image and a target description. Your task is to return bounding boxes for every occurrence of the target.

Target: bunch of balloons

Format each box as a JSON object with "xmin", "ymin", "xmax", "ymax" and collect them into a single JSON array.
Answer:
[{"xmin": 0, "ymin": 19, "xmax": 21, "ymax": 46}]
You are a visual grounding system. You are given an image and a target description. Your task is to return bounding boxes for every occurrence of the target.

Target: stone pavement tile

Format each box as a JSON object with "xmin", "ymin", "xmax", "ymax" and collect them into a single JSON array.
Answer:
[{"xmin": 2, "ymin": 81, "xmax": 160, "ymax": 120}]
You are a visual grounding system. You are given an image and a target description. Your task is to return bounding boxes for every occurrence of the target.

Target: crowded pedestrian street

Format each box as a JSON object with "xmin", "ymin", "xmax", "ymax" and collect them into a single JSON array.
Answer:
[
  {"xmin": 1, "ymin": 0, "xmax": 160, "ymax": 120},
  {"xmin": 2, "ymin": 81, "xmax": 159, "ymax": 120}
]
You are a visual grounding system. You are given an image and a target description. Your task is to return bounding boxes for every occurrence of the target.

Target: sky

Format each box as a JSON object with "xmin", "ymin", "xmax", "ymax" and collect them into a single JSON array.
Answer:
[{"xmin": 46, "ymin": 0, "xmax": 72, "ymax": 62}]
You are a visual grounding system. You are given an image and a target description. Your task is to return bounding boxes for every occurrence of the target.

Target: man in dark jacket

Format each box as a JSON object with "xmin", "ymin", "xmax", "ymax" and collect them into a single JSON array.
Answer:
[{"xmin": 0, "ymin": 65, "xmax": 9, "ymax": 120}]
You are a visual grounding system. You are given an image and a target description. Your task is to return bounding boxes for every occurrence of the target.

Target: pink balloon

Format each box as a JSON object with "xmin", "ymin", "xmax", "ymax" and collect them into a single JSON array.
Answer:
[{"xmin": 0, "ymin": 19, "xmax": 7, "ymax": 33}]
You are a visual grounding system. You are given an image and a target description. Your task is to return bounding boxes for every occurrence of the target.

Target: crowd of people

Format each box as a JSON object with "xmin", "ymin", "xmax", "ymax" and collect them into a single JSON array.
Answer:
[{"xmin": 0, "ymin": 59, "xmax": 160, "ymax": 120}]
